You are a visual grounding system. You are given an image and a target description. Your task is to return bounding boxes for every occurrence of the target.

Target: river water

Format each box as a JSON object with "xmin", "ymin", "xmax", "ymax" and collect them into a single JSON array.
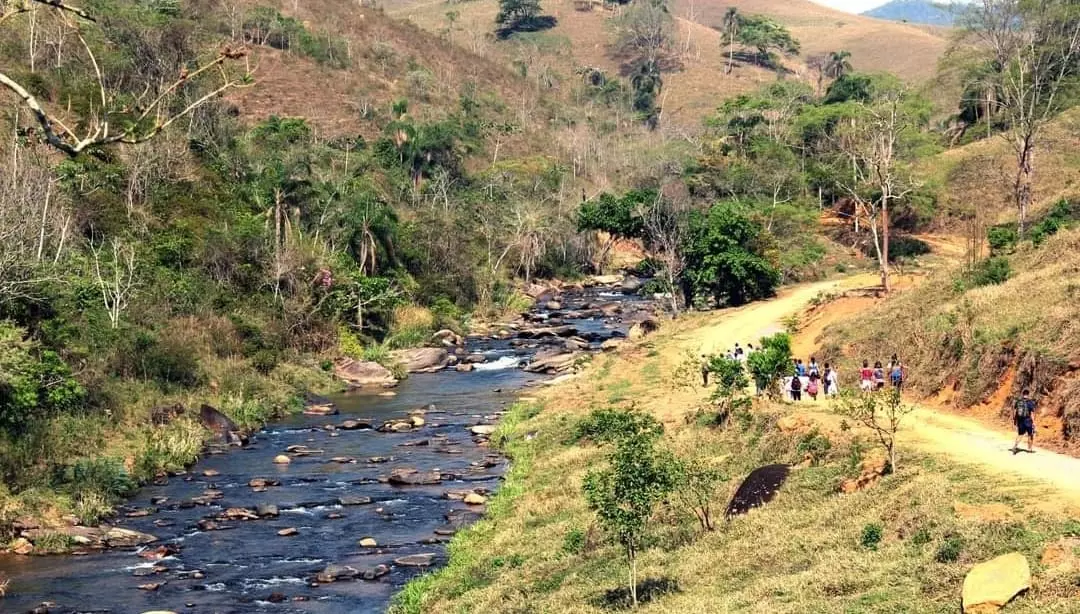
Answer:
[{"xmin": 0, "ymin": 284, "xmax": 651, "ymax": 614}]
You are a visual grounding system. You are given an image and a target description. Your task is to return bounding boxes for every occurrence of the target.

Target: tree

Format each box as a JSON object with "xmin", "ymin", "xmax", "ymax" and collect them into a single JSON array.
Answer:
[
  {"xmin": 583, "ymin": 431, "xmax": 680, "ymax": 608},
  {"xmin": 830, "ymin": 81, "xmax": 929, "ymax": 292},
  {"xmin": 835, "ymin": 388, "xmax": 915, "ymax": 473},
  {"xmin": 642, "ymin": 192, "xmax": 688, "ymax": 314},
  {"xmin": 577, "ymin": 190, "xmax": 650, "ymax": 272},
  {"xmin": 0, "ymin": 0, "xmax": 252, "ymax": 157},
  {"xmin": 825, "ymin": 50, "xmax": 853, "ymax": 80},
  {"xmin": 723, "ymin": 13, "xmax": 800, "ymax": 68},
  {"xmin": 612, "ymin": 0, "xmax": 673, "ymax": 128},
  {"xmin": 91, "ymin": 238, "xmax": 138, "ymax": 329},
  {"xmin": 495, "ymin": 0, "xmax": 554, "ymax": 37},
  {"xmin": 672, "ymin": 461, "xmax": 724, "ymax": 531},
  {"xmin": 745, "ymin": 332, "xmax": 792, "ymax": 398},
  {"xmin": 959, "ymin": 0, "xmax": 1080, "ymax": 236},
  {"xmin": 721, "ymin": 7, "xmax": 739, "ymax": 74},
  {"xmin": 0, "ymin": 321, "xmax": 84, "ymax": 435},
  {"xmin": 680, "ymin": 202, "xmax": 780, "ymax": 307}
]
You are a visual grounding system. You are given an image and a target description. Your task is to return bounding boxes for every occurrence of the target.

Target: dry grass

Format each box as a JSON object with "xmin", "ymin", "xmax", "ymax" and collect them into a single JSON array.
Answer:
[{"xmin": 395, "ymin": 305, "xmax": 1080, "ymax": 614}]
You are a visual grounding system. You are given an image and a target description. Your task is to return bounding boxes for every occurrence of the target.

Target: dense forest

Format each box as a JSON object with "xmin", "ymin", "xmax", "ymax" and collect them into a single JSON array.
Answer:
[{"xmin": 1, "ymin": 0, "xmax": 1079, "ymax": 555}]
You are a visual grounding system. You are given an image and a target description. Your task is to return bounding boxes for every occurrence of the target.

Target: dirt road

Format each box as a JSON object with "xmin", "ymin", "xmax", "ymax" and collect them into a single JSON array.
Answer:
[{"xmin": 686, "ymin": 277, "xmax": 1080, "ymax": 506}]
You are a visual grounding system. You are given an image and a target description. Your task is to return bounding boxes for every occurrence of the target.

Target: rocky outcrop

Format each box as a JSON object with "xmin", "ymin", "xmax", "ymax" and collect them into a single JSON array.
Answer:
[
  {"xmin": 961, "ymin": 552, "xmax": 1030, "ymax": 613},
  {"xmin": 198, "ymin": 405, "xmax": 247, "ymax": 446},
  {"xmin": 524, "ymin": 349, "xmax": 582, "ymax": 374},
  {"xmin": 432, "ymin": 329, "xmax": 464, "ymax": 347},
  {"xmin": 334, "ymin": 358, "xmax": 397, "ymax": 388},
  {"xmin": 388, "ymin": 467, "xmax": 442, "ymax": 485},
  {"xmin": 517, "ymin": 326, "xmax": 578, "ymax": 339},
  {"xmin": 392, "ymin": 347, "xmax": 450, "ymax": 373},
  {"xmin": 315, "ymin": 563, "xmax": 390, "ymax": 583},
  {"xmin": 628, "ymin": 318, "xmax": 660, "ymax": 341},
  {"xmin": 18, "ymin": 526, "xmax": 157, "ymax": 551},
  {"xmin": 839, "ymin": 456, "xmax": 888, "ymax": 494},
  {"xmin": 620, "ymin": 276, "xmax": 643, "ymax": 294}
]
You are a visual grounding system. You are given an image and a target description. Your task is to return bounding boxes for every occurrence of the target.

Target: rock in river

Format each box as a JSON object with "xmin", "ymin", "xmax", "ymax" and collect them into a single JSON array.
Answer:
[
  {"xmin": 388, "ymin": 467, "xmax": 442, "ymax": 485},
  {"xmin": 273, "ymin": 454, "xmax": 291, "ymax": 465},
  {"xmin": 394, "ymin": 553, "xmax": 435, "ymax": 567},
  {"xmin": 391, "ymin": 347, "xmax": 450, "ymax": 373},
  {"xmin": 334, "ymin": 358, "xmax": 397, "ymax": 388},
  {"xmin": 470, "ymin": 424, "xmax": 498, "ymax": 436},
  {"xmin": 199, "ymin": 404, "xmax": 247, "ymax": 446}
]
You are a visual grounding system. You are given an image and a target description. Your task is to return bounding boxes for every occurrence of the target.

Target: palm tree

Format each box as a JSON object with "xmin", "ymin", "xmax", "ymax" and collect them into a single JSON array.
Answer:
[
  {"xmin": 825, "ymin": 50, "xmax": 853, "ymax": 80},
  {"xmin": 722, "ymin": 7, "xmax": 739, "ymax": 74}
]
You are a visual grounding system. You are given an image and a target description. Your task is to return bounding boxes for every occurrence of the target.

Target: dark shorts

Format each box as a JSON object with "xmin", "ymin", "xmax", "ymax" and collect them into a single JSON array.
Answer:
[{"xmin": 1016, "ymin": 416, "xmax": 1034, "ymax": 437}]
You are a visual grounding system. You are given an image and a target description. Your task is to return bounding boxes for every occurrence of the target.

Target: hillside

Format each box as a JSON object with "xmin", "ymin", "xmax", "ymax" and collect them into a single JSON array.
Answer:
[{"xmin": 864, "ymin": 0, "xmax": 961, "ymax": 26}]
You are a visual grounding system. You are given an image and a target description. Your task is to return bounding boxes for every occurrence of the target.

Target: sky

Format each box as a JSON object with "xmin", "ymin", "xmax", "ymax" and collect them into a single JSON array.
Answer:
[{"xmin": 810, "ymin": 0, "xmax": 970, "ymax": 13}]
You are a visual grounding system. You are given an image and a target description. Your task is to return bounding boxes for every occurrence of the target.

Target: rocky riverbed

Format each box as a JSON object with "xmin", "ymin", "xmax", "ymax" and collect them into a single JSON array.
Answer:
[{"xmin": 0, "ymin": 278, "xmax": 659, "ymax": 614}]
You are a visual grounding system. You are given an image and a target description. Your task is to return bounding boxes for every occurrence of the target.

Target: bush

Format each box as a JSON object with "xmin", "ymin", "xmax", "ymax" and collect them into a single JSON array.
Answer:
[
  {"xmin": 796, "ymin": 429, "xmax": 832, "ymax": 465},
  {"xmin": 562, "ymin": 528, "xmax": 586, "ymax": 555},
  {"xmin": 964, "ymin": 256, "xmax": 1011, "ymax": 289},
  {"xmin": 570, "ymin": 407, "xmax": 663, "ymax": 445},
  {"xmin": 119, "ymin": 331, "xmax": 202, "ymax": 389},
  {"xmin": 935, "ymin": 533, "xmax": 964, "ymax": 562},
  {"xmin": 887, "ymin": 236, "xmax": 931, "ymax": 261},
  {"xmin": 59, "ymin": 457, "xmax": 136, "ymax": 503},
  {"xmin": 250, "ymin": 349, "xmax": 280, "ymax": 375},
  {"xmin": 860, "ymin": 523, "xmax": 884, "ymax": 550},
  {"xmin": 746, "ymin": 332, "xmax": 793, "ymax": 398},
  {"xmin": 682, "ymin": 202, "xmax": 781, "ymax": 307},
  {"xmin": 987, "ymin": 225, "xmax": 1018, "ymax": 255},
  {"xmin": 1030, "ymin": 198, "xmax": 1079, "ymax": 246},
  {"xmin": 0, "ymin": 321, "xmax": 85, "ymax": 434}
]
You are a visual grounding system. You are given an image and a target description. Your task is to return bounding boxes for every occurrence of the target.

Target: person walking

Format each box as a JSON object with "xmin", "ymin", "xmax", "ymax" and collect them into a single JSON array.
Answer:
[
  {"xmin": 808, "ymin": 357, "xmax": 820, "ymax": 377},
  {"xmin": 1012, "ymin": 389, "xmax": 1037, "ymax": 454},
  {"xmin": 873, "ymin": 361, "xmax": 885, "ymax": 391},
  {"xmin": 700, "ymin": 354, "xmax": 710, "ymax": 387},
  {"xmin": 890, "ymin": 360, "xmax": 905, "ymax": 392},
  {"xmin": 795, "ymin": 359, "xmax": 806, "ymax": 378},
  {"xmin": 826, "ymin": 364, "xmax": 839, "ymax": 396},
  {"xmin": 860, "ymin": 360, "xmax": 874, "ymax": 393},
  {"xmin": 790, "ymin": 370, "xmax": 802, "ymax": 401},
  {"xmin": 807, "ymin": 372, "xmax": 820, "ymax": 400}
]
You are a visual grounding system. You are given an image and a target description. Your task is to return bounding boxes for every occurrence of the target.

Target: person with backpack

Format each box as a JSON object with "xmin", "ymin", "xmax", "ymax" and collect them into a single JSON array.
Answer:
[
  {"xmin": 873, "ymin": 361, "xmax": 886, "ymax": 391},
  {"xmin": 807, "ymin": 372, "xmax": 820, "ymax": 400},
  {"xmin": 860, "ymin": 360, "xmax": 874, "ymax": 393},
  {"xmin": 790, "ymin": 370, "xmax": 802, "ymax": 401},
  {"xmin": 890, "ymin": 360, "xmax": 905, "ymax": 392},
  {"xmin": 1012, "ymin": 389, "xmax": 1037, "ymax": 454},
  {"xmin": 808, "ymin": 357, "xmax": 820, "ymax": 377}
]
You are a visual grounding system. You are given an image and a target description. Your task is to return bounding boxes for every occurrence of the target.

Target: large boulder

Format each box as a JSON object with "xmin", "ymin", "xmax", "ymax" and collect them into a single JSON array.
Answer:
[
  {"xmin": 198, "ymin": 405, "xmax": 246, "ymax": 446},
  {"xmin": 392, "ymin": 348, "xmax": 450, "ymax": 373},
  {"xmin": 517, "ymin": 326, "xmax": 578, "ymax": 340},
  {"xmin": 388, "ymin": 467, "xmax": 442, "ymax": 485},
  {"xmin": 334, "ymin": 358, "xmax": 397, "ymax": 388},
  {"xmin": 103, "ymin": 527, "xmax": 158, "ymax": 548},
  {"xmin": 432, "ymin": 329, "xmax": 464, "ymax": 347},
  {"xmin": 628, "ymin": 318, "xmax": 660, "ymax": 341},
  {"xmin": 525, "ymin": 349, "xmax": 582, "ymax": 374},
  {"xmin": 620, "ymin": 276, "xmax": 643, "ymax": 294},
  {"xmin": 962, "ymin": 553, "xmax": 1031, "ymax": 614}
]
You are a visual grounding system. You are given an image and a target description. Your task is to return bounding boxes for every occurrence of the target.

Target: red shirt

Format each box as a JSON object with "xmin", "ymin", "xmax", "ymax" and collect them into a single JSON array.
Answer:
[{"xmin": 860, "ymin": 368, "xmax": 873, "ymax": 381}]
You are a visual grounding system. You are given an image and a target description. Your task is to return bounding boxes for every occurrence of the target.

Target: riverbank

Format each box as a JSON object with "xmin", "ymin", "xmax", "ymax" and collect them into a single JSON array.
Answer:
[{"xmin": 394, "ymin": 286, "xmax": 1080, "ymax": 613}]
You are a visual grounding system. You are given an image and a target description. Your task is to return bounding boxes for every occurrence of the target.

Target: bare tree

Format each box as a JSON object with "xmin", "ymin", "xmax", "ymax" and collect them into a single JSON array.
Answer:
[
  {"xmin": 833, "ymin": 86, "xmax": 922, "ymax": 292},
  {"xmin": 1, "ymin": 0, "xmax": 254, "ymax": 157},
  {"xmin": 960, "ymin": 0, "xmax": 1080, "ymax": 236},
  {"xmin": 835, "ymin": 388, "xmax": 916, "ymax": 473},
  {"xmin": 91, "ymin": 238, "xmax": 137, "ymax": 329},
  {"xmin": 642, "ymin": 191, "xmax": 687, "ymax": 315}
]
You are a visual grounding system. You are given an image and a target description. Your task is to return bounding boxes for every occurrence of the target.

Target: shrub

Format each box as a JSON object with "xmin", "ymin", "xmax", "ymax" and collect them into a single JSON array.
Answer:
[
  {"xmin": 114, "ymin": 330, "xmax": 202, "ymax": 389},
  {"xmin": 935, "ymin": 533, "xmax": 964, "ymax": 562},
  {"xmin": 682, "ymin": 202, "xmax": 781, "ymax": 307},
  {"xmin": 0, "ymin": 322, "xmax": 85, "ymax": 434},
  {"xmin": 911, "ymin": 527, "xmax": 932, "ymax": 546},
  {"xmin": 59, "ymin": 457, "xmax": 137, "ymax": 503},
  {"xmin": 965, "ymin": 256, "xmax": 1011, "ymax": 289},
  {"xmin": 250, "ymin": 349, "xmax": 280, "ymax": 375},
  {"xmin": 860, "ymin": 523, "xmax": 884, "ymax": 550},
  {"xmin": 747, "ymin": 332, "xmax": 793, "ymax": 398},
  {"xmin": 987, "ymin": 225, "xmax": 1018, "ymax": 255},
  {"xmin": 796, "ymin": 429, "xmax": 833, "ymax": 465},
  {"xmin": 562, "ymin": 528, "xmax": 586, "ymax": 555},
  {"xmin": 570, "ymin": 407, "xmax": 663, "ymax": 445}
]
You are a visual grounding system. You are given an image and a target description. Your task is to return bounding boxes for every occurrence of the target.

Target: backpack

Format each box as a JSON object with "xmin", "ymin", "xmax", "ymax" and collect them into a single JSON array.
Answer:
[
  {"xmin": 890, "ymin": 366, "xmax": 903, "ymax": 382},
  {"xmin": 807, "ymin": 380, "xmax": 818, "ymax": 395},
  {"xmin": 1015, "ymin": 398, "xmax": 1035, "ymax": 419},
  {"xmin": 791, "ymin": 376, "xmax": 802, "ymax": 391}
]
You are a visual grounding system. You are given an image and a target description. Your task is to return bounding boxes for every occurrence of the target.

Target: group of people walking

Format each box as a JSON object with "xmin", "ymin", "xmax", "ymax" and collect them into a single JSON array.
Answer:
[
  {"xmin": 786, "ymin": 357, "xmax": 839, "ymax": 401},
  {"xmin": 858, "ymin": 355, "xmax": 906, "ymax": 393}
]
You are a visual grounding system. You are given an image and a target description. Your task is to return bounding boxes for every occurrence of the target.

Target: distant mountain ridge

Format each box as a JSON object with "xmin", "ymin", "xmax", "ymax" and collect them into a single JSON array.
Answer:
[{"xmin": 863, "ymin": 0, "xmax": 962, "ymax": 26}]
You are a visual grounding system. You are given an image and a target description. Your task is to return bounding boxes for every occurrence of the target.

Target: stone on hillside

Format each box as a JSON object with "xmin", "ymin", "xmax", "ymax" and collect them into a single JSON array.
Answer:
[
  {"xmin": 391, "ymin": 347, "xmax": 450, "ymax": 373},
  {"xmin": 725, "ymin": 464, "xmax": 790, "ymax": 518},
  {"xmin": 962, "ymin": 552, "xmax": 1031, "ymax": 613},
  {"xmin": 525, "ymin": 349, "xmax": 581, "ymax": 374},
  {"xmin": 600, "ymin": 338, "xmax": 624, "ymax": 352},
  {"xmin": 273, "ymin": 455, "xmax": 291, "ymax": 465},
  {"xmin": 839, "ymin": 456, "xmax": 888, "ymax": 494},
  {"xmin": 334, "ymin": 358, "xmax": 397, "ymax": 388},
  {"xmin": 628, "ymin": 318, "xmax": 660, "ymax": 340}
]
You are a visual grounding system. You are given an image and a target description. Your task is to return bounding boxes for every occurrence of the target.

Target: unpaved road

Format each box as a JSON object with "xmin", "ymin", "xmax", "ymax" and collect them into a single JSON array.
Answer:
[{"xmin": 685, "ymin": 277, "xmax": 1080, "ymax": 507}]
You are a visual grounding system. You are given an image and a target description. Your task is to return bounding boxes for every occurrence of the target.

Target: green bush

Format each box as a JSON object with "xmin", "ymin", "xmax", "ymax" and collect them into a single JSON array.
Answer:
[
  {"xmin": 682, "ymin": 202, "xmax": 781, "ymax": 307},
  {"xmin": 796, "ymin": 429, "xmax": 833, "ymax": 465},
  {"xmin": 115, "ymin": 331, "xmax": 202, "ymax": 389},
  {"xmin": 250, "ymin": 349, "xmax": 280, "ymax": 375},
  {"xmin": 746, "ymin": 332, "xmax": 793, "ymax": 397},
  {"xmin": 987, "ymin": 225, "xmax": 1018, "ymax": 255},
  {"xmin": 570, "ymin": 407, "xmax": 663, "ymax": 445},
  {"xmin": 0, "ymin": 321, "xmax": 85, "ymax": 434},
  {"xmin": 860, "ymin": 523, "xmax": 884, "ymax": 550},
  {"xmin": 965, "ymin": 257, "xmax": 1011, "ymax": 289},
  {"xmin": 59, "ymin": 457, "xmax": 136, "ymax": 503},
  {"xmin": 1030, "ymin": 198, "xmax": 1079, "ymax": 246},
  {"xmin": 935, "ymin": 534, "xmax": 964, "ymax": 563},
  {"xmin": 562, "ymin": 528, "xmax": 586, "ymax": 555}
]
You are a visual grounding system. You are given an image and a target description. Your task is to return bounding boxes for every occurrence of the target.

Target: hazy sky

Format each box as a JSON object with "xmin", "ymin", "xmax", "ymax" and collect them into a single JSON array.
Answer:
[{"xmin": 811, "ymin": 0, "xmax": 970, "ymax": 13}]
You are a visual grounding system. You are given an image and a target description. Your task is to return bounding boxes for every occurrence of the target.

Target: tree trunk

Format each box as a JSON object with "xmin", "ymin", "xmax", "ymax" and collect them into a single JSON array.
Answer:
[
  {"xmin": 1015, "ymin": 142, "xmax": 1034, "ymax": 238},
  {"xmin": 880, "ymin": 201, "xmax": 890, "ymax": 292},
  {"xmin": 629, "ymin": 548, "xmax": 638, "ymax": 608}
]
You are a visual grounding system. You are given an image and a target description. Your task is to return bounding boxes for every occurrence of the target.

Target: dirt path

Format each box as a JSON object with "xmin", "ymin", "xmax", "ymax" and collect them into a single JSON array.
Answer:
[{"xmin": 686, "ymin": 276, "xmax": 1080, "ymax": 506}]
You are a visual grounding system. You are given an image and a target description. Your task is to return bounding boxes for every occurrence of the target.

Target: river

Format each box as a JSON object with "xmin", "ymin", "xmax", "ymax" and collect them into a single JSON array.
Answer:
[{"xmin": 0, "ymin": 282, "xmax": 652, "ymax": 614}]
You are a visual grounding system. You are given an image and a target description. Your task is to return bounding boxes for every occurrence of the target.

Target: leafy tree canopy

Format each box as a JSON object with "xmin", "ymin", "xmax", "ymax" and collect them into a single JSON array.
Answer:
[
  {"xmin": 576, "ymin": 189, "xmax": 654, "ymax": 239},
  {"xmin": 681, "ymin": 202, "xmax": 780, "ymax": 307}
]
